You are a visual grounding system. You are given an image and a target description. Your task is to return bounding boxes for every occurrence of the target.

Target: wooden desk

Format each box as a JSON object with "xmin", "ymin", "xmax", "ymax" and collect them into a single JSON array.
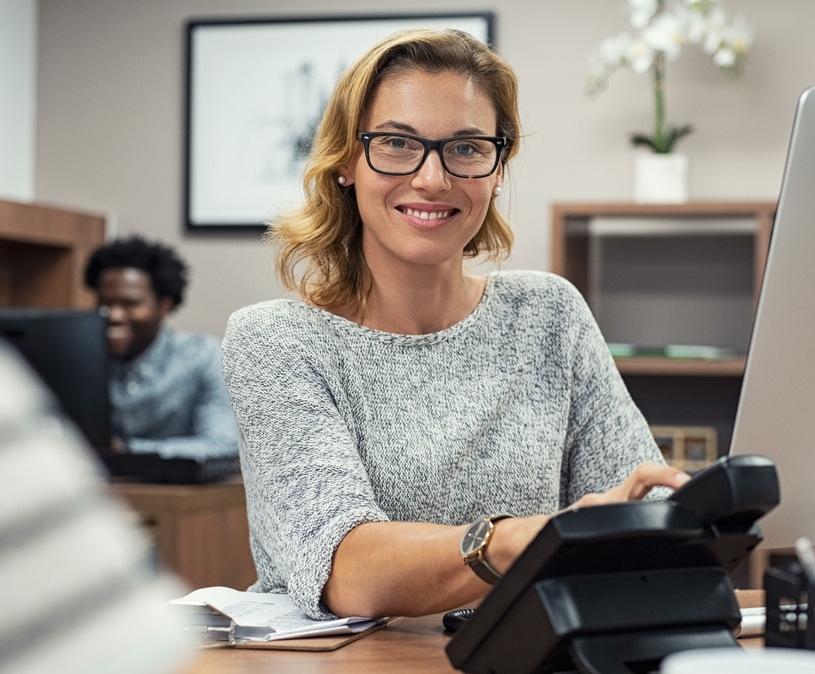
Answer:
[
  {"xmin": 182, "ymin": 590, "xmax": 765, "ymax": 673},
  {"xmin": 112, "ymin": 478, "xmax": 256, "ymax": 590}
]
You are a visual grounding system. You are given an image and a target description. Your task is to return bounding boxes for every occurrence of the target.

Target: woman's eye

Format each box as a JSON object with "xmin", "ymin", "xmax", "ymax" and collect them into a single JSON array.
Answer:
[
  {"xmin": 386, "ymin": 137, "xmax": 408, "ymax": 150},
  {"xmin": 453, "ymin": 143, "xmax": 477, "ymax": 156}
]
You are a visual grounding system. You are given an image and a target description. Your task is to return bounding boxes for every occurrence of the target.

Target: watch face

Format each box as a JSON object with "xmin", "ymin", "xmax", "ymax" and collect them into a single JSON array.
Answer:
[{"xmin": 461, "ymin": 519, "xmax": 491, "ymax": 556}]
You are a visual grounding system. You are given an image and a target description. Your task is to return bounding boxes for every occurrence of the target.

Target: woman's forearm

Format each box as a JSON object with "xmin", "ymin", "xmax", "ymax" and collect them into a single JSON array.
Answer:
[{"xmin": 322, "ymin": 516, "xmax": 549, "ymax": 618}]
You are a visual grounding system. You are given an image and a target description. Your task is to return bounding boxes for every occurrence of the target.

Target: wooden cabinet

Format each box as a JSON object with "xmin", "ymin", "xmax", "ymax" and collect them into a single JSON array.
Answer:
[
  {"xmin": 552, "ymin": 202, "xmax": 776, "ymax": 462},
  {"xmin": 0, "ymin": 198, "xmax": 105, "ymax": 308},
  {"xmin": 112, "ymin": 478, "xmax": 257, "ymax": 591}
]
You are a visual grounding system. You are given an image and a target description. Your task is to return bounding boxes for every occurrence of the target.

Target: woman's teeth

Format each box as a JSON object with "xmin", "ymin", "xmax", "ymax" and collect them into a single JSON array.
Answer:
[{"xmin": 403, "ymin": 208, "xmax": 452, "ymax": 220}]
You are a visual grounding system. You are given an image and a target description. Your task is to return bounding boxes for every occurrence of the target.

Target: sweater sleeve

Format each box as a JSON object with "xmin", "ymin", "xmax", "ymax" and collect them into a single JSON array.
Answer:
[
  {"xmin": 558, "ymin": 285, "xmax": 668, "ymax": 508},
  {"xmin": 221, "ymin": 305, "xmax": 389, "ymax": 619}
]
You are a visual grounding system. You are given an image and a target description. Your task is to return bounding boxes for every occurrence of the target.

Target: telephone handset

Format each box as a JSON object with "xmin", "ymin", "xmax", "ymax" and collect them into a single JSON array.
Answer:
[
  {"xmin": 667, "ymin": 454, "xmax": 778, "ymax": 527},
  {"xmin": 446, "ymin": 455, "xmax": 779, "ymax": 674}
]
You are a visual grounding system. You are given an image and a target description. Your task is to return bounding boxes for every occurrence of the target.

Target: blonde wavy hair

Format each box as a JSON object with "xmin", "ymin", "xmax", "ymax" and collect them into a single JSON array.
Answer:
[{"xmin": 270, "ymin": 28, "xmax": 521, "ymax": 311}]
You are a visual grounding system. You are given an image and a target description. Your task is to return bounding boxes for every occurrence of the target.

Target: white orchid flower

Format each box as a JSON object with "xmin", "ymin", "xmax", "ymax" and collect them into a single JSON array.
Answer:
[
  {"xmin": 628, "ymin": 0, "xmax": 658, "ymax": 29},
  {"xmin": 642, "ymin": 13, "xmax": 686, "ymax": 61},
  {"xmin": 723, "ymin": 16, "xmax": 754, "ymax": 56},
  {"xmin": 681, "ymin": 4, "xmax": 708, "ymax": 44},
  {"xmin": 703, "ymin": 6, "xmax": 727, "ymax": 53},
  {"xmin": 626, "ymin": 38, "xmax": 655, "ymax": 73},
  {"xmin": 600, "ymin": 32, "xmax": 632, "ymax": 68},
  {"xmin": 713, "ymin": 47, "xmax": 736, "ymax": 67},
  {"xmin": 586, "ymin": 0, "xmax": 752, "ymax": 127}
]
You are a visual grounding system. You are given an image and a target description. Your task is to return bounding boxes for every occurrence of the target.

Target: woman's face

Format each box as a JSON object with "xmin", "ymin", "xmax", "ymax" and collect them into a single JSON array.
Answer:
[{"xmin": 342, "ymin": 69, "xmax": 503, "ymax": 273}]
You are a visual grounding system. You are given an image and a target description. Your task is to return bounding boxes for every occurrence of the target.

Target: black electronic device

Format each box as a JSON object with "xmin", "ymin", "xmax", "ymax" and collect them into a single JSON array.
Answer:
[
  {"xmin": 0, "ymin": 308, "xmax": 239, "ymax": 484},
  {"xmin": 0, "ymin": 309, "xmax": 111, "ymax": 452},
  {"xmin": 103, "ymin": 452, "xmax": 241, "ymax": 484},
  {"xmin": 446, "ymin": 455, "xmax": 779, "ymax": 674},
  {"xmin": 764, "ymin": 562, "xmax": 815, "ymax": 650}
]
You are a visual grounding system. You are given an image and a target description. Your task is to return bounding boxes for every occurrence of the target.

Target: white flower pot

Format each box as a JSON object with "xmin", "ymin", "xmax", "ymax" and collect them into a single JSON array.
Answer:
[{"xmin": 633, "ymin": 153, "xmax": 689, "ymax": 204}]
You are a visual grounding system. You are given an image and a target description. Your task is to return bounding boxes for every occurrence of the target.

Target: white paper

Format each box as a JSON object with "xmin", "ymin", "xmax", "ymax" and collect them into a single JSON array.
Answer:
[{"xmin": 170, "ymin": 586, "xmax": 381, "ymax": 641}]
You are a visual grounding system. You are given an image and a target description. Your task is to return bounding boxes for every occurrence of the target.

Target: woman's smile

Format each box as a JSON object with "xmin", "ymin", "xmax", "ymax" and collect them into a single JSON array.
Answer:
[{"xmin": 397, "ymin": 203, "xmax": 460, "ymax": 229}]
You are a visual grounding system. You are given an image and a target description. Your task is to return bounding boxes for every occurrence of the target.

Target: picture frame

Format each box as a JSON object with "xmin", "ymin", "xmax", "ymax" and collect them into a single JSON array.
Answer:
[{"xmin": 184, "ymin": 12, "xmax": 495, "ymax": 232}]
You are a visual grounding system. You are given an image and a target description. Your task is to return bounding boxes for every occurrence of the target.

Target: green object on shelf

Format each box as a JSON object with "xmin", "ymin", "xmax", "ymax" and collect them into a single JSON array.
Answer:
[{"xmin": 607, "ymin": 343, "xmax": 739, "ymax": 360}]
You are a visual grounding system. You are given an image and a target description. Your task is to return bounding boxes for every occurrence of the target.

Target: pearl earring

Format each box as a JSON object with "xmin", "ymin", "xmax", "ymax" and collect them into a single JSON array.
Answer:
[
  {"xmin": 493, "ymin": 186, "xmax": 502, "ymax": 197},
  {"xmin": 337, "ymin": 176, "xmax": 346, "ymax": 185}
]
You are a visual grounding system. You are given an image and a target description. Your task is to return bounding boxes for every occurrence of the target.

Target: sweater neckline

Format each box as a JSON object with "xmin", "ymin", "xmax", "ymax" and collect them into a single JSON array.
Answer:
[{"xmin": 305, "ymin": 273, "xmax": 499, "ymax": 346}]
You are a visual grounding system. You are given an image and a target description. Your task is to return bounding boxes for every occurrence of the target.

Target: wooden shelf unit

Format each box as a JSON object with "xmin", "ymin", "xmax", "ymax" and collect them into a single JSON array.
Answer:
[
  {"xmin": 0, "ymin": 198, "xmax": 106, "ymax": 308},
  {"xmin": 552, "ymin": 201, "xmax": 776, "ymax": 460},
  {"xmin": 551, "ymin": 201, "xmax": 776, "ymax": 377}
]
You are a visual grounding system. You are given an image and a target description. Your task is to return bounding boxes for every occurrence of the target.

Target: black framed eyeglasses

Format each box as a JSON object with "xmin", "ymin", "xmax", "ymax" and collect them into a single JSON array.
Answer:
[{"xmin": 356, "ymin": 131, "xmax": 506, "ymax": 179}]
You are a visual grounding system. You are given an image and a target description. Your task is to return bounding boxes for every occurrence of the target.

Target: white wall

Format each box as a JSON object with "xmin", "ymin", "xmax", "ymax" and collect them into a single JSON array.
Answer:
[
  {"xmin": 0, "ymin": 0, "xmax": 37, "ymax": 201},
  {"xmin": 34, "ymin": 0, "xmax": 815, "ymax": 337}
]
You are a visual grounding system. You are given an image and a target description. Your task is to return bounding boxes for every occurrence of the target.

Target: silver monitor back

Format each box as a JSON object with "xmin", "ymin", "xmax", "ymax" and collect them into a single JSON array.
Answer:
[{"xmin": 730, "ymin": 86, "xmax": 815, "ymax": 549}]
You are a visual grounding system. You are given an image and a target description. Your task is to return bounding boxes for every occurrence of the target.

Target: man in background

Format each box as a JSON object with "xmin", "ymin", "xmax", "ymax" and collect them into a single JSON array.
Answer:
[{"xmin": 84, "ymin": 236, "xmax": 238, "ymax": 459}]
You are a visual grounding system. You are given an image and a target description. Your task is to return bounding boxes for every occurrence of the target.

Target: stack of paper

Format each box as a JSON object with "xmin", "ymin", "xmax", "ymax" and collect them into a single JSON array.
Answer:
[{"xmin": 169, "ymin": 586, "xmax": 383, "ymax": 645}]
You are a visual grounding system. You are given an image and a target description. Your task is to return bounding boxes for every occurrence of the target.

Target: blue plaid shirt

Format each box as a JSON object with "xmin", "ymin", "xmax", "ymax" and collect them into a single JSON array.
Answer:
[{"xmin": 109, "ymin": 328, "xmax": 239, "ymax": 459}]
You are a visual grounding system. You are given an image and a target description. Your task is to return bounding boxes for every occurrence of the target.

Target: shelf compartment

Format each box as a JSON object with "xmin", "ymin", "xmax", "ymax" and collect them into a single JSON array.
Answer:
[{"xmin": 613, "ymin": 356, "xmax": 746, "ymax": 377}]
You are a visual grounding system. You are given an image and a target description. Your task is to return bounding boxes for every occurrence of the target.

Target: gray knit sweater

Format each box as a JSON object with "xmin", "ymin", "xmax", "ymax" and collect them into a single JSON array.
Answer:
[{"xmin": 221, "ymin": 270, "xmax": 665, "ymax": 619}]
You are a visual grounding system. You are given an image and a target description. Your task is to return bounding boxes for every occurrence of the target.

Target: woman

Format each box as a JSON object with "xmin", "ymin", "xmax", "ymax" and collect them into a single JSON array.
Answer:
[{"xmin": 221, "ymin": 28, "xmax": 689, "ymax": 620}]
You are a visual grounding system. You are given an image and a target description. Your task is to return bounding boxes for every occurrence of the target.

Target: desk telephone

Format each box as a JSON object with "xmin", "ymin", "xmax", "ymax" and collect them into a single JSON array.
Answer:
[{"xmin": 446, "ymin": 455, "xmax": 780, "ymax": 674}]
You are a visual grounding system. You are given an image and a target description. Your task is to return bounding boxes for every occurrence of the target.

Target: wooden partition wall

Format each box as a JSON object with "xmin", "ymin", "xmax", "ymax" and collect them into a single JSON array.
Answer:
[{"xmin": 0, "ymin": 198, "xmax": 106, "ymax": 309}]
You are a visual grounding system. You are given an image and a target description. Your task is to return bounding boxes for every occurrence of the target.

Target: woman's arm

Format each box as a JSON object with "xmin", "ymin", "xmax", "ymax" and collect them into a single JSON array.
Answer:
[
  {"xmin": 323, "ymin": 516, "xmax": 547, "ymax": 617},
  {"xmin": 323, "ymin": 462, "xmax": 690, "ymax": 618}
]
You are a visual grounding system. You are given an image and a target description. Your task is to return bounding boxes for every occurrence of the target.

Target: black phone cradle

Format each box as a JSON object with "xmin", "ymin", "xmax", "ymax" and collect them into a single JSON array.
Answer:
[
  {"xmin": 764, "ymin": 562, "xmax": 815, "ymax": 649},
  {"xmin": 446, "ymin": 456, "xmax": 780, "ymax": 674}
]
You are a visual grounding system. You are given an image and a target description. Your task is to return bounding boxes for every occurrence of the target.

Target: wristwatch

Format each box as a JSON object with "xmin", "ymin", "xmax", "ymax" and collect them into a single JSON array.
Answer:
[{"xmin": 459, "ymin": 513, "xmax": 514, "ymax": 585}]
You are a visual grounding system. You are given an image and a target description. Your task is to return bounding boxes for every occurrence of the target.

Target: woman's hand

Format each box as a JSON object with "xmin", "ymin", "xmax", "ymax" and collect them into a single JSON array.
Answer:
[
  {"xmin": 573, "ymin": 461, "xmax": 690, "ymax": 508},
  {"xmin": 486, "ymin": 463, "xmax": 689, "ymax": 574}
]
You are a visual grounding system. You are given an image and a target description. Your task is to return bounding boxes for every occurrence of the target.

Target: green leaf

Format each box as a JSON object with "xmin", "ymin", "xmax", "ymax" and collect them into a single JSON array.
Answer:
[
  {"xmin": 664, "ymin": 125, "xmax": 694, "ymax": 152},
  {"xmin": 630, "ymin": 133, "xmax": 658, "ymax": 152}
]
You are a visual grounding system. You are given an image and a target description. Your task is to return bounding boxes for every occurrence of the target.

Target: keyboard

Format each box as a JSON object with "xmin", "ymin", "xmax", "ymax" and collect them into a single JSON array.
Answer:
[{"xmin": 102, "ymin": 453, "xmax": 241, "ymax": 484}]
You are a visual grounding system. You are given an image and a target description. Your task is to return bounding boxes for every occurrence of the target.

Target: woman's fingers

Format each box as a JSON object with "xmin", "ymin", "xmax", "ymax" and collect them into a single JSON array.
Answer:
[
  {"xmin": 574, "ymin": 463, "xmax": 691, "ymax": 508},
  {"xmin": 619, "ymin": 462, "xmax": 691, "ymax": 500}
]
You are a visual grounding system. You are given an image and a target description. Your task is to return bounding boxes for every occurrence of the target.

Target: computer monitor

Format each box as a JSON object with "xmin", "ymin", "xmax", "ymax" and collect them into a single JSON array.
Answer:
[
  {"xmin": 729, "ymin": 86, "xmax": 815, "ymax": 549},
  {"xmin": 0, "ymin": 309, "xmax": 111, "ymax": 452}
]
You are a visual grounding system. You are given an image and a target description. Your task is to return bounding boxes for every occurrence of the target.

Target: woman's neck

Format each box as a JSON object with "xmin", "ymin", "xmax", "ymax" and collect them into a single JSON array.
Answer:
[{"xmin": 336, "ymin": 258, "xmax": 487, "ymax": 335}]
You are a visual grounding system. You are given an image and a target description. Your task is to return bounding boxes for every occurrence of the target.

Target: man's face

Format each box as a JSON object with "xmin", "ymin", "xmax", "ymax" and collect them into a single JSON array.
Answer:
[{"xmin": 96, "ymin": 267, "xmax": 173, "ymax": 361}]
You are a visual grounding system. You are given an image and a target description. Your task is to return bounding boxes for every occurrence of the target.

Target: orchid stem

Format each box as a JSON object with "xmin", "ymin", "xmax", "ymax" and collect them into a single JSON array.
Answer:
[{"xmin": 652, "ymin": 51, "xmax": 667, "ymax": 153}]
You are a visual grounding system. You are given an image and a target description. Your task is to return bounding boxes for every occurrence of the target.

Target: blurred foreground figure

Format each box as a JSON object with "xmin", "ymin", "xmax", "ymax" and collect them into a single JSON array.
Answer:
[{"xmin": 0, "ymin": 342, "xmax": 192, "ymax": 674}]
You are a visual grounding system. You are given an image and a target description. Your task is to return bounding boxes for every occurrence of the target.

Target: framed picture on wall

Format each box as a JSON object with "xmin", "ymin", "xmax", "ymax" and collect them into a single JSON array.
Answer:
[{"xmin": 184, "ymin": 12, "xmax": 495, "ymax": 231}]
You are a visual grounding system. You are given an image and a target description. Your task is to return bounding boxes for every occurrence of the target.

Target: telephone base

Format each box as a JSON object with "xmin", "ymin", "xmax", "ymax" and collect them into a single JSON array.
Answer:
[{"xmin": 569, "ymin": 627, "xmax": 737, "ymax": 674}]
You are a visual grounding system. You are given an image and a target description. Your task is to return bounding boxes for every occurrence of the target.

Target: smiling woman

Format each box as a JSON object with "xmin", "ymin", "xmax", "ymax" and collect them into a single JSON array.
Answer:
[{"xmin": 220, "ymin": 29, "xmax": 687, "ymax": 621}]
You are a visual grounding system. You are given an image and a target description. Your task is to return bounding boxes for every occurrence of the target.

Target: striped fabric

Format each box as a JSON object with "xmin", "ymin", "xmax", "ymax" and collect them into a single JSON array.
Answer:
[{"xmin": 0, "ymin": 343, "xmax": 192, "ymax": 674}]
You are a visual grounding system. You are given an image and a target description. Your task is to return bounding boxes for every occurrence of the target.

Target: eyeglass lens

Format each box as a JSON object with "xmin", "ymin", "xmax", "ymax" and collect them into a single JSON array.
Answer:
[{"xmin": 367, "ymin": 135, "xmax": 499, "ymax": 177}]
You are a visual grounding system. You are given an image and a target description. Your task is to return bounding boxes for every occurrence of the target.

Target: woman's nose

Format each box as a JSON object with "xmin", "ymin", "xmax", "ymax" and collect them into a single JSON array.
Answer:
[{"xmin": 410, "ymin": 150, "xmax": 451, "ymax": 193}]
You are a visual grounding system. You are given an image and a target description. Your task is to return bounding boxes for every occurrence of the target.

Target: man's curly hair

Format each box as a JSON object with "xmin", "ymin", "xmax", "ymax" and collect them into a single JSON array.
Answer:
[{"xmin": 84, "ymin": 236, "xmax": 188, "ymax": 307}]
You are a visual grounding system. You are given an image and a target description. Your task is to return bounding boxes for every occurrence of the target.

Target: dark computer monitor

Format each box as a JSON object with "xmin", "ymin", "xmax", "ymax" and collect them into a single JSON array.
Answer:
[{"xmin": 0, "ymin": 309, "xmax": 111, "ymax": 452}]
